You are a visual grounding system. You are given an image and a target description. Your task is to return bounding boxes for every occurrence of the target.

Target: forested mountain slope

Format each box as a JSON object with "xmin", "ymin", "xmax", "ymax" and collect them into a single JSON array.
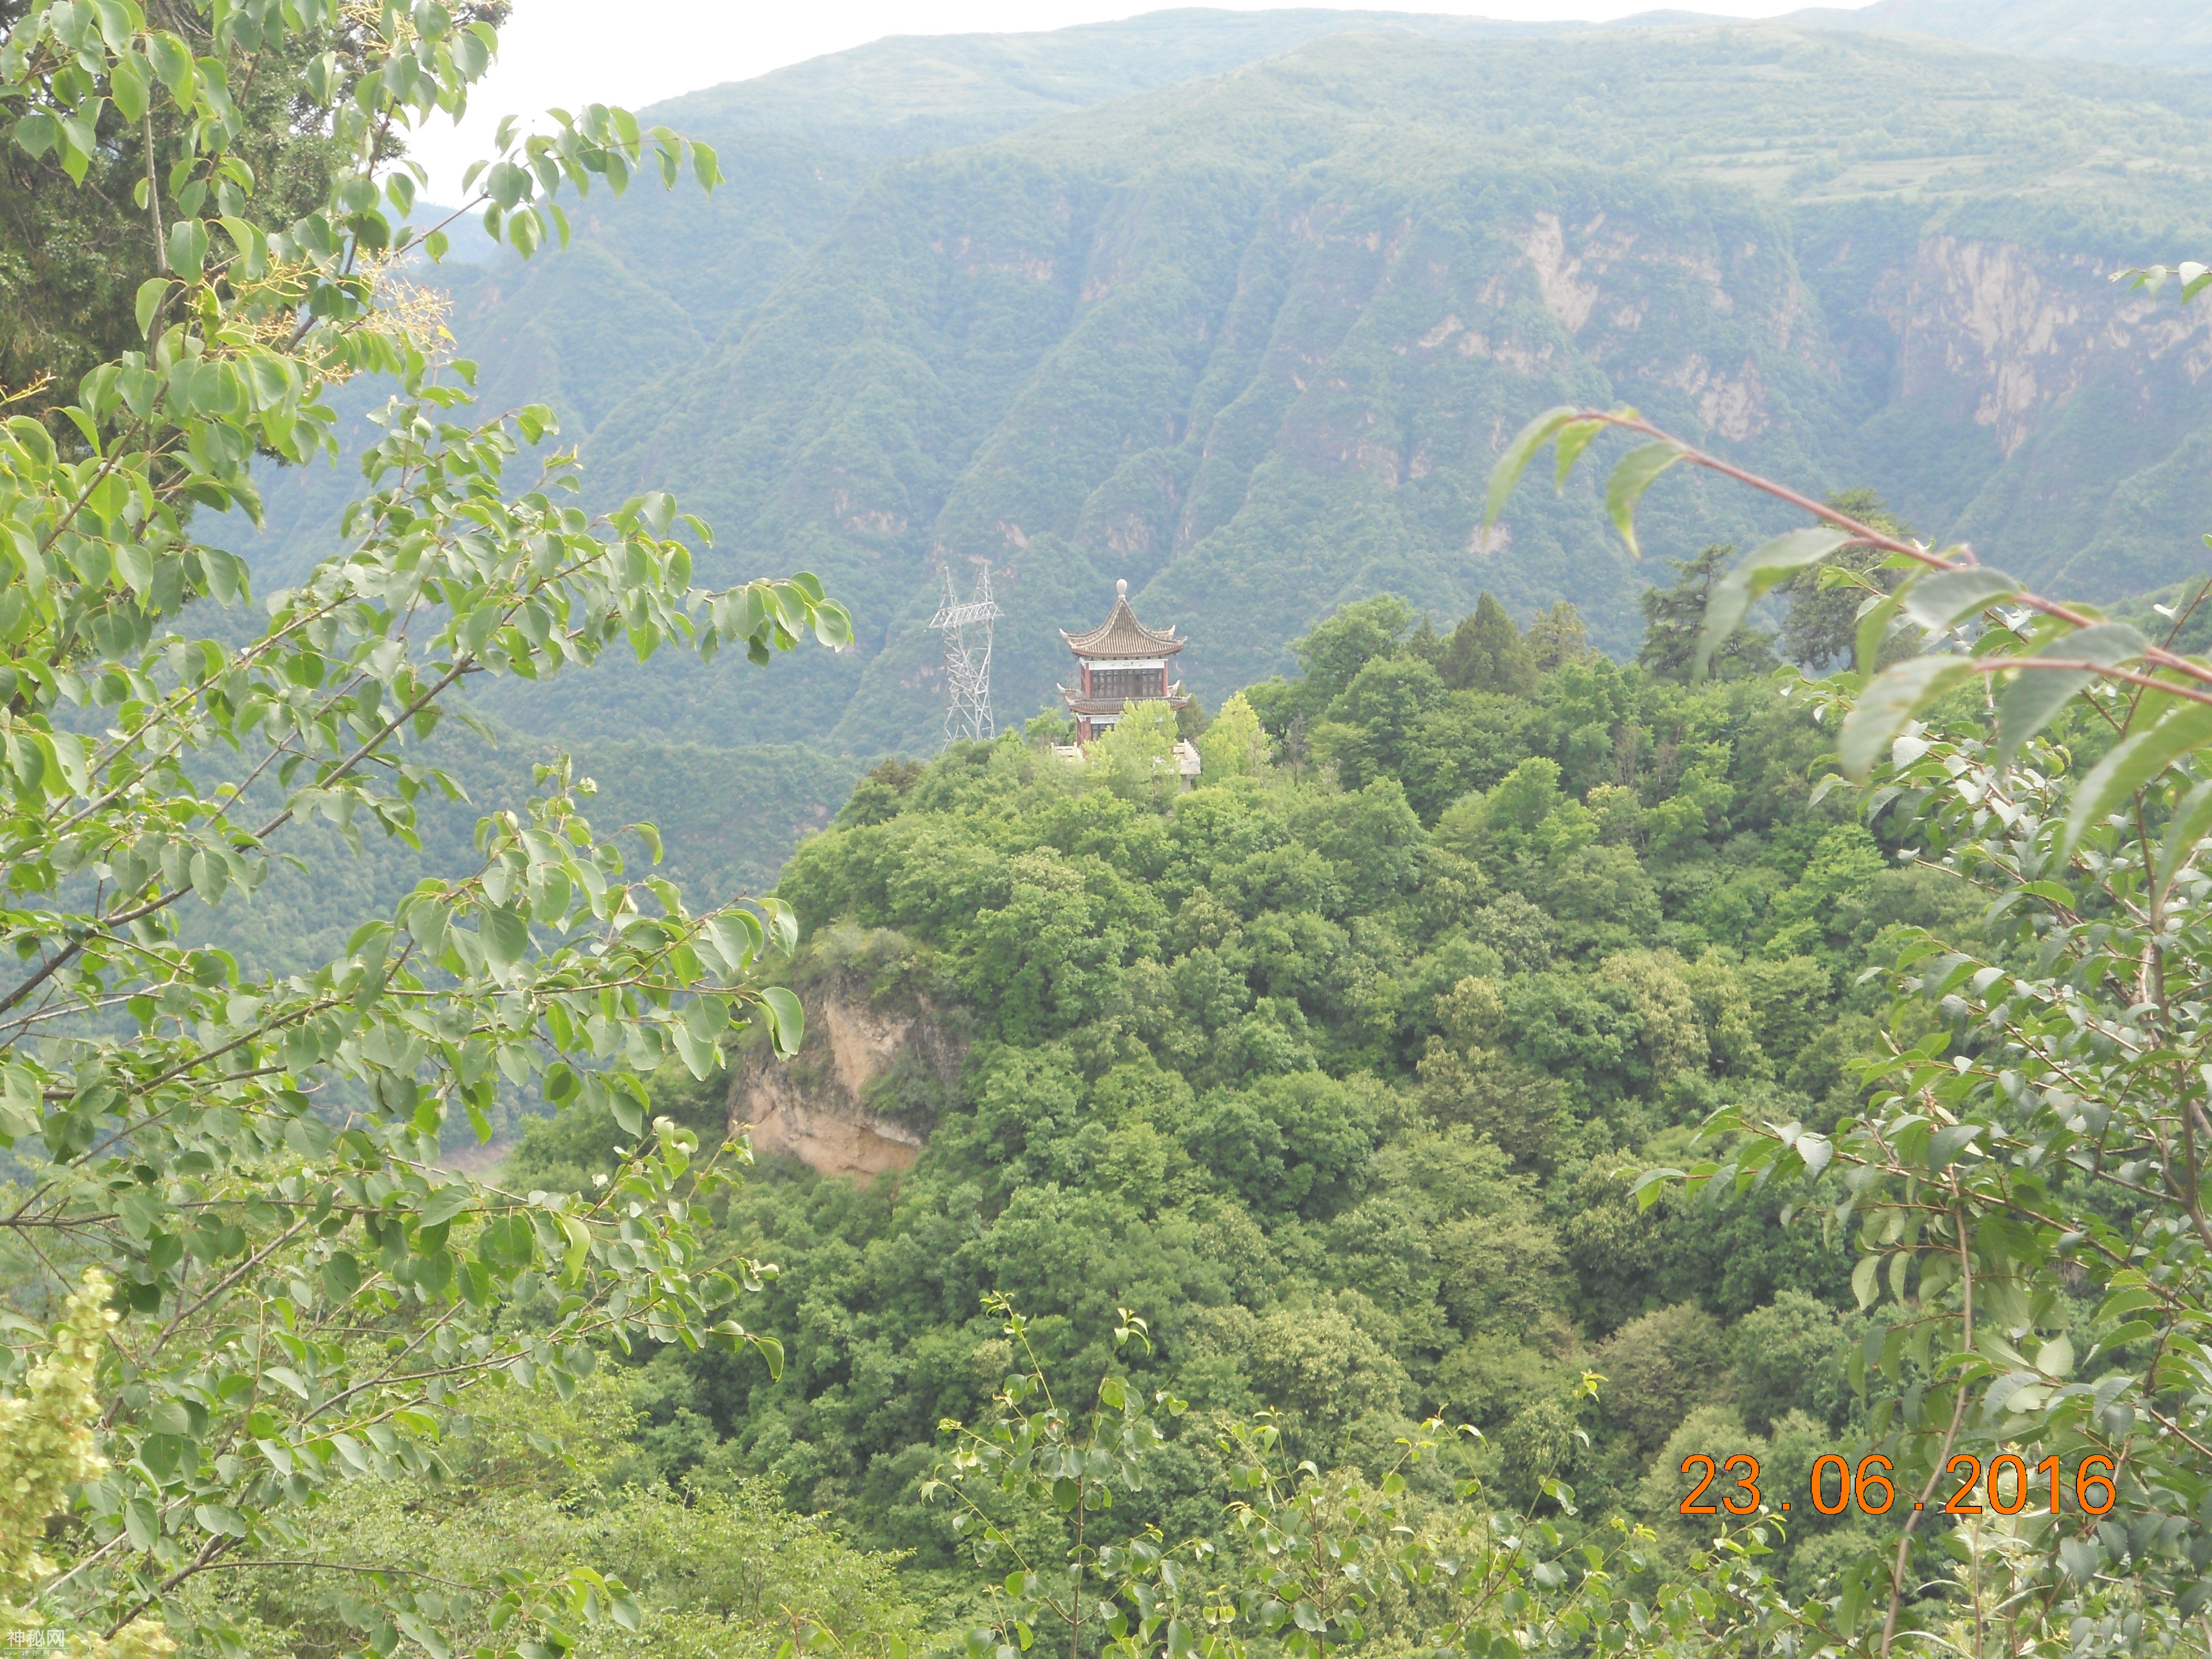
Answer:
[
  {"xmin": 497, "ymin": 588, "xmax": 1976, "ymax": 1603},
  {"xmin": 235, "ymin": 12, "xmax": 2212, "ymax": 766},
  {"xmin": 1794, "ymin": 0, "xmax": 2212, "ymax": 71},
  {"xmin": 647, "ymin": 7, "xmax": 1564, "ymax": 157}
]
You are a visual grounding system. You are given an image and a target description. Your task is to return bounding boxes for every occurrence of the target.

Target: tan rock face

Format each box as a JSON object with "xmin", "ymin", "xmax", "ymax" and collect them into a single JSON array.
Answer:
[
  {"xmin": 730, "ymin": 964, "xmax": 963, "ymax": 1184},
  {"xmin": 740, "ymin": 1070, "xmax": 924, "ymax": 1182},
  {"xmin": 1888, "ymin": 237, "xmax": 2212, "ymax": 458}
]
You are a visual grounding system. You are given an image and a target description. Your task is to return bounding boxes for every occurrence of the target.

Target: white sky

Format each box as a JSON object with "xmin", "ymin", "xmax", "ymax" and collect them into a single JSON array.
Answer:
[{"xmin": 407, "ymin": 0, "xmax": 1872, "ymax": 196}]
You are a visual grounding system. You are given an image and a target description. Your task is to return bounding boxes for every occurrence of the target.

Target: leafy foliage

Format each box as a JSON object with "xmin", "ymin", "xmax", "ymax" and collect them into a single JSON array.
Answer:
[
  {"xmin": 462, "ymin": 583, "xmax": 1991, "ymax": 1641},
  {"xmin": 1483, "ymin": 263, "xmax": 2212, "ymax": 1646},
  {"xmin": 0, "ymin": 2, "xmax": 850, "ymax": 1653}
]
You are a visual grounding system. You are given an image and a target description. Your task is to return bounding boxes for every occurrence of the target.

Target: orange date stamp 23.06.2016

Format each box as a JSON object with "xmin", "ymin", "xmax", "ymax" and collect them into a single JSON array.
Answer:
[{"xmin": 1678, "ymin": 1452, "xmax": 2117, "ymax": 1520}]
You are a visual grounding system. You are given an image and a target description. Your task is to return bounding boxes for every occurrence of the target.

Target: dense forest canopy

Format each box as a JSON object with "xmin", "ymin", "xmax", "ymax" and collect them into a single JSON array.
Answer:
[
  {"xmin": 17, "ymin": 1, "xmax": 2212, "ymax": 1655},
  {"xmin": 491, "ymin": 576, "xmax": 1968, "ymax": 1607}
]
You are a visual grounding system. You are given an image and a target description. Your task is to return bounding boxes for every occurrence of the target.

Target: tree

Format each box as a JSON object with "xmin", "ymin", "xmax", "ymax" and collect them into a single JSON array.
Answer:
[
  {"xmin": 0, "ymin": 0, "xmax": 442, "ymax": 413},
  {"xmin": 1292, "ymin": 593, "xmax": 1413, "ymax": 706},
  {"xmin": 1440, "ymin": 592, "xmax": 1536, "ymax": 696},
  {"xmin": 1637, "ymin": 544, "xmax": 1776, "ymax": 682},
  {"xmin": 1777, "ymin": 487, "xmax": 1913, "ymax": 671},
  {"xmin": 1197, "ymin": 691, "xmax": 1269, "ymax": 778},
  {"xmin": 933, "ymin": 1298, "xmax": 1745, "ymax": 1659},
  {"xmin": 1090, "ymin": 698, "xmax": 1181, "ymax": 798},
  {"xmin": 1728, "ymin": 1291, "xmax": 1849, "ymax": 1433},
  {"xmin": 1490, "ymin": 262, "xmax": 2212, "ymax": 1646},
  {"xmin": 1524, "ymin": 600, "xmax": 1591, "ymax": 672},
  {"xmin": 0, "ymin": 3, "xmax": 847, "ymax": 1653}
]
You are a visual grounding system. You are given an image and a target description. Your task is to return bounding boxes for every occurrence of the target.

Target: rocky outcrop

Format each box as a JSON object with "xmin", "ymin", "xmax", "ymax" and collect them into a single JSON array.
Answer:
[
  {"xmin": 729, "ymin": 931, "xmax": 966, "ymax": 1183},
  {"xmin": 1882, "ymin": 237, "xmax": 2212, "ymax": 459}
]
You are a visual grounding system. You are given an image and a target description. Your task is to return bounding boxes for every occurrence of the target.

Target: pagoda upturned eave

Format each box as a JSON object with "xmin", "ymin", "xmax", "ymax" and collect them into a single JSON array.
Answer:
[
  {"xmin": 1061, "ymin": 596, "xmax": 1183, "ymax": 660},
  {"xmin": 1057, "ymin": 688, "xmax": 1190, "ymax": 717}
]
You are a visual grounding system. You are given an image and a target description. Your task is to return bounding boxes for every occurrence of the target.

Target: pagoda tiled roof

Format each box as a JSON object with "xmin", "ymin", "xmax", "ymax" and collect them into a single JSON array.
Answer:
[{"xmin": 1062, "ymin": 593, "xmax": 1183, "ymax": 659}]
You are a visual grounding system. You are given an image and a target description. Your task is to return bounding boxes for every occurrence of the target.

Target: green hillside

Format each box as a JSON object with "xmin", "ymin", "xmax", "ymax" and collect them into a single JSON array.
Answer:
[
  {"xmin": 491, "ymin": 589, "xmax": 1977, "ymax": 1606},
  {"xmin": 648, "ymin": 7, "xmax": 1566, "ymax": 157},
  {"xmin": 225, "ymin": 8, "xmax": 2212, "ymax": 767},
  {"xmin": 1794, "ymin": 0, "xmax": 2212, "ymax": 71},
  {"xmin": 188, "ymin": 719, "xmax": 866, "ymax": 984}
]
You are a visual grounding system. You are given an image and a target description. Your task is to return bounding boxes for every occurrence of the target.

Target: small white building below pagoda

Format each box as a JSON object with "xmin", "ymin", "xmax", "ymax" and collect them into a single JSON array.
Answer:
[{"xmin": 1058, "ymin": 579, "xmax": 1191, "ymax": 744}]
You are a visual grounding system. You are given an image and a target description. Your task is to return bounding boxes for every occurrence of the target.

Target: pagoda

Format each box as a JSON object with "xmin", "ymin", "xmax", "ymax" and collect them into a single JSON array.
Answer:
[{"xmin": 1058, "ymin": 579, "xmax": 1189, "ymax": 743}]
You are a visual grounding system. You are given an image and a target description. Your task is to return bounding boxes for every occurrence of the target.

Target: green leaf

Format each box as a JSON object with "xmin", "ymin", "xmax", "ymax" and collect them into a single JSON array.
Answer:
[
  {"xmin": 110, "ymin": 50, "xmax": 151, "ymax": 122},
  {"xmin": 194, "ymin": 1503, "xmax": 248, "ymax": 1538},
  {"xmin": 1552, "ymin": 416, "xmax": 1605, "ymax": 487},
  {"xmin": 2058, "ymin": 1537, "xmax": 2100, "ymax": 1582},
  {"xmin": 395, "ymin": 1610, "xmax": 453, "ymax": 1659},
  {"xmin": 167, "ymin": 218, "xmax": 208, "ymax": 281},
  {"xmin": 59, "ymin": 108, "xmax": 99, "ymax": 182},
  {"xmin": 1697, "ymin": 527, "xmax": 1849, "ymax": 678},
  {"xmin": 147, "ymin": 30, "xmax": 195, "ymax": 100},
  {"xmin": 188, "ymin": 848, "xmax": 228, "ymax": 904},
  {"xmin": 2061, "ymin": 697, "xmax": 2212, "ymax": 854},
  {"xmin": 559, "ymin": 1214, "xmax": 591, "ymax": 1281},
  {"xmin": 1927, "ymin": 1124, "xmax": 1979, "ymax": 1171},
  {"xmin": 1797, "ymin": 1133, "xmax": 1832, "ymax": 1178},
  {"xmin": 92, "ymin": 0, "xmax": 138, "ymax": 53},
  {"xmin": 1604, "ymin": 441, "xmax": 1684, "ymax": 557},
  {"xmin": 123, "ymin": 1497, "xmax": 160, "ymax": 1552},
  {"xmin": 1484, "ymin": 405, "xmax": 1578, "ymax": 526},
  {"xmin": 671, "ymin": 1017, "xmax": 718, "ymax": 1082},
  {"xmin": 420, "ymin": 1181, "xmax": 476, "ymax": 1226},
  {"xmin": 1839, "ymin": 656, "xmax": 1977, "ymax": 780},
  {"xmin": 1855, "ymin": 589, "xmax": 1905, "ymax": 676},
  {"xmin": 1898, "ymin": 566, "xmax": 2021, "ymax": 635},
  {"xmin": 481, "ymin": 904, "xmax": 530, "ymax": 971},
  {"xmin": 813, "ymin": 598, "xmax": 854, "ymax": 650},
  {"xmin": 705, "ymin": 911, "xmax": 763, "ymax": 977},
  {"xmin": 759, "ymin": 985, "xmax": 805, "ymax": 1060},
  {"xmin": 1851, "ymin": 1253, "xmax": 1880, "ymax": 1310},
  {"xmin": 1996, "ymin": 621, "xmax": 2147, "ymax": 761},
  {"xmin": 2157, "ymin": 779, "xmax": 2212, "ymax": 894},
  {"xmin": 323, "ymin": 1251, "xmax": 361, "ymax": 1301},
  {"xmin": 12, "ymin": 110, "xmax": 59, "ymax": 159}
]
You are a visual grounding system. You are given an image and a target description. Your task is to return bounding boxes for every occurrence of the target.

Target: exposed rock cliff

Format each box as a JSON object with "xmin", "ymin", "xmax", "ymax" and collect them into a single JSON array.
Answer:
[
  {"xmin": 1884, "ymin": 237, "xmax": 2212, "ymax": 461},
  {"xmin": 729, "ymin": 927, "xmax": 967, "ymax": 1182},
  {"xmin": 1828, "ymin": 229, "xmax": 2212, "ymax": 596}
]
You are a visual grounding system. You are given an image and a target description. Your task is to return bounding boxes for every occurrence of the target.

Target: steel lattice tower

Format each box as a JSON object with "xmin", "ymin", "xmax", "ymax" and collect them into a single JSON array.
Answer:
[{"xmin": 927, "ymin": 559, "xmax": 1004, "ymax": 746}]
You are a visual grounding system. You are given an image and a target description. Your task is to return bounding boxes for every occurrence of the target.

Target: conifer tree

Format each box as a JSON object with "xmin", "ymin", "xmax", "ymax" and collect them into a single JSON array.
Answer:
[{"xmin": 1441, "ymin": 592, "xmax": 1537, "ymax": 695}]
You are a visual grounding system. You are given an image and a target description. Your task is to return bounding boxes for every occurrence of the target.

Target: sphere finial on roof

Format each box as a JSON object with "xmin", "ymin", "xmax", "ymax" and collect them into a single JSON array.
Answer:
[{"xmin": 1117, "ymin": 578, "xmax": 1128, "ymax": 598}]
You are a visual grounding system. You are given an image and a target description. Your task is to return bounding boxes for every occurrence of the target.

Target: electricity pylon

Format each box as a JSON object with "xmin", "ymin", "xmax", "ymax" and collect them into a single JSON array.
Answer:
[{"xmin": 927, "ymin": 558, "xmax": 1003, "ymax": 745}]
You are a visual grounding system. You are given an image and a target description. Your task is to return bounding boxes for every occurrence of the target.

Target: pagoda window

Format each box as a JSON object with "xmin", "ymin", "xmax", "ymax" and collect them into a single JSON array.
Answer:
[{"xmin": 1090, "ymin": 667, "xmax": 1160, "ymax": 702}]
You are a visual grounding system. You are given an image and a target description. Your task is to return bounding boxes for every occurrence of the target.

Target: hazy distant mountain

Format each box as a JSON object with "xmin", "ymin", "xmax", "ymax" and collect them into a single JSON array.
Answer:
[
  {"xmin": 650, "ymin": 8, "xmax": 1568, "ymax": 158},
  {"xmin": 231, "ymin": 9, "xmax": 2212, "ymax": 764},
  {"xmin": 1791, "ymin": 0, "xmax": 2212, "ymax": 71}
]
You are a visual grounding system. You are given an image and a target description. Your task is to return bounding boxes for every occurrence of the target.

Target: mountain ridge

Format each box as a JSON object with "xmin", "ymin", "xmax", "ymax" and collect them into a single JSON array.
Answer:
[
  {"xmin": 1787, "ymin": 0, "xmax": 2212, "ymax": 71},
  {"xmin": 228, "ymin": 8, "xmax": 2212, "ymax": 765}
]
